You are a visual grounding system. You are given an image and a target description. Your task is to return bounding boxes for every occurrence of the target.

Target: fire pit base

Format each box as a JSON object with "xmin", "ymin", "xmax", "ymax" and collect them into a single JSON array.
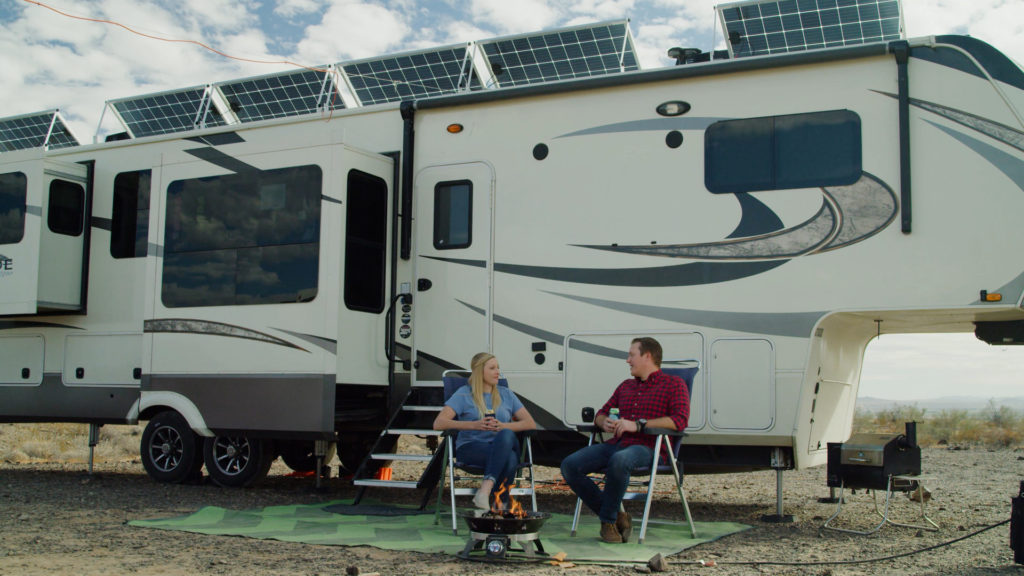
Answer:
[{"xmin": 457, "ymin": 531, "xmax": 547, "ymax": 561}]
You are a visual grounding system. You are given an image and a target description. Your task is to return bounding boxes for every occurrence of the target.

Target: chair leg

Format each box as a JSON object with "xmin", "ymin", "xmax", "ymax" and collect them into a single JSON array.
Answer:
[
  {"xmin": 638, "ymin": 435, "xmax": 663, "ymax": 544},
  {"xmin": 433, "ymin": 443, "xmax": 448, "ymax": 526},
  {"xmin": 447, "ymin": 437, "xmax": 459, "ymax": 535},
  {"xmin": 667, "ymin": 445, "xmax": 698, "ymax": 539},
  {"xmin": 570, "ymin": 496, "xmax": 584, "ymax": 537},
  {"xmin": 526, "ymin": 438, "xmax": 537, "ymax": 512}
]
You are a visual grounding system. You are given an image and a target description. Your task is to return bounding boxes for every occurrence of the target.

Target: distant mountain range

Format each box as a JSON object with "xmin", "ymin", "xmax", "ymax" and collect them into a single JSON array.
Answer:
[{"xmin": 856, "ymin": 396, "xmax": 1024, "ymax": 413}]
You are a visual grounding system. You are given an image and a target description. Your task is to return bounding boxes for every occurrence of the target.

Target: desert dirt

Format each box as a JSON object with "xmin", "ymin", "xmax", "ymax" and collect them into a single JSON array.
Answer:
[{"xmin": 0, "ymin": 424, "xmax": 1022, "ymax": 576}]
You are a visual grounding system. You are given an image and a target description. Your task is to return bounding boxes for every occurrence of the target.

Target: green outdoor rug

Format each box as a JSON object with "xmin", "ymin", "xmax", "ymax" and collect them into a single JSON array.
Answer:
[{"xmin": 131, "ymin": 500, "xmax": 748, "ymax": 563}]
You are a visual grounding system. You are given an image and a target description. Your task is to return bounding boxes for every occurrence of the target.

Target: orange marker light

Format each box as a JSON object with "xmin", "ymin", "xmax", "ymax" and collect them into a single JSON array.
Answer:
[
  {"xmin": 981, "ymin": 290, "xmax": 1002, "ymax": 302},
  {"xmin": 446, "ymin": 123, "xmax": 464, "ymax": 134}
]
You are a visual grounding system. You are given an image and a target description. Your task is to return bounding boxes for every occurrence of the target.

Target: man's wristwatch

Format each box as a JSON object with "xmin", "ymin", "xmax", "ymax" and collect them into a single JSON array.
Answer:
[{"xmin": 637, "ymin": 419, "xmax": 647, "ymax": 433}]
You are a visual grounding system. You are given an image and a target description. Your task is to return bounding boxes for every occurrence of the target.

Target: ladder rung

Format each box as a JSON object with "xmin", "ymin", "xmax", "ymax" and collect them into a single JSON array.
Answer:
[
  {"xmin": 387, "ymin": 428, "xmax": 441, "ymax": 436},
  {"xmin": 352, "ymin": 479, "xmax": 419, "ymax": 488},
  {"xmin": 372, "ymin": 453, "xmax": 432, "ymax": 461}
]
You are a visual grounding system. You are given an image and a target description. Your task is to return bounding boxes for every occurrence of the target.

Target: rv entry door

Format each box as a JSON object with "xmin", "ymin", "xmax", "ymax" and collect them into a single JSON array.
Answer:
[{"xmin": 412, "ymin": 163, "xmax": 493, "ymax": 380}]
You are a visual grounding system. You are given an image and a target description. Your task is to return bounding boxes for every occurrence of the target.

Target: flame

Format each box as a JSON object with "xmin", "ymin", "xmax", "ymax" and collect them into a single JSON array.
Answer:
[{"xmin": 490, "ymin": 481, "xmax": 528, "ymax": 517}]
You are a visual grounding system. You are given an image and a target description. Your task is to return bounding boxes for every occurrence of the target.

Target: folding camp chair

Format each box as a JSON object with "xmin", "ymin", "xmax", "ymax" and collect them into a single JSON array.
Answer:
[
  {"xmin": 569, "ymin": 365, "xmax": 699, "ymax": 543},
  {"xmin": 434, "ymin": 371, "xmax": 537, "ymax": 535}
]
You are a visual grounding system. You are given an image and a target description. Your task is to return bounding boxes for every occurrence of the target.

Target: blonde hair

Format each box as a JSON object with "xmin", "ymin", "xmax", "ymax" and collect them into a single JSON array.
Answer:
[{"xmin": 468, "ymin": 352, "xmax": 501, "ymax": 418}]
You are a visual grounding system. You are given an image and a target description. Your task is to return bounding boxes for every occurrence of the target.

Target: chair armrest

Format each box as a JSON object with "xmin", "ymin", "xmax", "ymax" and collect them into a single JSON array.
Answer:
[
  {"xmin": 439, "ymin": 429, "xmax": 457, "ymax": 438},
  {"xmin": 574, "ymin": 424, "xmax": 602, "ymax": 434},
  {"xmin": 644, "ymin": 427, "xmax": 686, "ymax": 437}
]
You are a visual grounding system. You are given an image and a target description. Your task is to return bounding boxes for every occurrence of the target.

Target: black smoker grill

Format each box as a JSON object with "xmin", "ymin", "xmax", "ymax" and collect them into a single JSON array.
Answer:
[
  {"xmin": 822, "ymin": 422, "xmax": 936, "ymax": 535},
  {"xmin": 827, "ymin": 422, "xmax": 921, "ymax": 490}
]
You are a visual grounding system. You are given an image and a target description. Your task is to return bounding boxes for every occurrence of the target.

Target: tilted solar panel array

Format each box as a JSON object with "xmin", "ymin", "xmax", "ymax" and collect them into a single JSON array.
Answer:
[
  {"xmin": 718, "ymin": 0, "xmax": 903, "ymax": 58},
  {"xmin": 0, "ymin": 110, "xmax": 80, "ymax": 152},
  {"xmin": 217, "ymin": 67, "xmax": 341, "ymax": 123},
  {"xmin": 342, "ymin": 45, "xmax": 481, "ymax": 106},
  {"xmin": 479, "ymin": 21, "xmax": 639, "ymax": 88},
  {"xmin": 109, "ymin": 86, "xmax": 227, "ymax": 138}
]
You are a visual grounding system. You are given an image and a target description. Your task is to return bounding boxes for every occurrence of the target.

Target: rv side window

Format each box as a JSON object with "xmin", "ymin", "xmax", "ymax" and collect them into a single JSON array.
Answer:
[
  {"xmin": 434, "ymin": 180, "xmax": 471, "ymax": 250},
  {"xmin": 110, "ymin": 170, "xmax": 151, "ymax": 259},
  {"xmin": 47, "ymin": 180, "xmax": 85, "ymax": 237},
  {"xmin": 705, "ymin": 109, "xmax": 861, "ymax": 194},
  {"xmin": 0, "ymin": 172, "xmax": 27, "ymax": 245},
  {"xmin": 161, "ymin": 164, "xmax": 322, "ymax": 308},
  {"xmin": 344, "ymin": 170, "xmax": 387, "ymax": 313}
]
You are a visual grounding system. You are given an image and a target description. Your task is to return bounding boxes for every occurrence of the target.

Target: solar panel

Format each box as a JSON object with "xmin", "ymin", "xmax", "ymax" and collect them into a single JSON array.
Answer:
[
  {"xmin": 0, "ymin": 110, "xmax": 80, "ymax": 152},
  {"xmin": 216, "ymin": 67, "xmax": 342, "ymax": 123},
  {"xmin": 718, "ymin": 0, "xmax": 904, "ymax": 59},
  {"xmin": 109, "ymin": 86, "xmax": 227, "ymax": 138},
  {"xmin": 479, "ymin": 20, "xmax": 639, "ymax": 88},
  {"xmin": 341, "ymin": 44, "xmax": 482, "ymax": 106}
]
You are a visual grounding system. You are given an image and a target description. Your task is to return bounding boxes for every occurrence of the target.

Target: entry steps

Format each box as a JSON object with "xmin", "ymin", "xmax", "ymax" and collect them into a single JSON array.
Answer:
[{"xmin": 352, "ymin": 383, "xmax": 446, "ymax": 508}]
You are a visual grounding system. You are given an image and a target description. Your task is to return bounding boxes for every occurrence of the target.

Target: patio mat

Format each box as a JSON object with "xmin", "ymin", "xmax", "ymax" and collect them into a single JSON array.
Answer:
[{"xmin": 130, "ymin": 500, "xmax": 749, "ymax": 563}]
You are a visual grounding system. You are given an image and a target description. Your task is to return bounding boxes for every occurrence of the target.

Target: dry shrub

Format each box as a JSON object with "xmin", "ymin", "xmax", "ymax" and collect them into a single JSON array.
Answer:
[{"xmin": 855, "ymin": 402, "xmax": 1023, "ymax": 448}]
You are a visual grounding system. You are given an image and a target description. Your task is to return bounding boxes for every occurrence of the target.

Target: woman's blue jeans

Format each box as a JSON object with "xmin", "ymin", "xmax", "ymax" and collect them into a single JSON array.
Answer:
[
  {"xmin": 456, "ymin": 429, "xmax": 520, "ymax": 503},
  {"xmin": 560, "ymin": 441, "xmax": 654, "ymax": 524}
]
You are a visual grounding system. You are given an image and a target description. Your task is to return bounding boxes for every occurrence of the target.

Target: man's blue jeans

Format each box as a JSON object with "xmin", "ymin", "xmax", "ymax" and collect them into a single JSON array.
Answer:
[
  {"xmin": 561, "ymin": 441, "xmax": 654, "ymax": 524},
  {"xmin": 456, "ymin": 429, "xmax": 520, "ymax": 502}
]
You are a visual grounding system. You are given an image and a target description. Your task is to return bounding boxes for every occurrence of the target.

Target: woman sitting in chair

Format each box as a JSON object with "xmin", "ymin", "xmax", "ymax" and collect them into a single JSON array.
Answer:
[{"xmin": 433, "ymin": 352, "xmax": 536, "ymax": 510}]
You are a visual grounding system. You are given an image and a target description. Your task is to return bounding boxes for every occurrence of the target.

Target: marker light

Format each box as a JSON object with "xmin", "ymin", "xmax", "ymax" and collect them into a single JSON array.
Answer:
[
  {"xmin": 446, "ymin": 123, "xmax": 464, "ymax": 134},
  {"xmin": 981, "ymin": 290, "xmax": 1002, "ymax": 302}
]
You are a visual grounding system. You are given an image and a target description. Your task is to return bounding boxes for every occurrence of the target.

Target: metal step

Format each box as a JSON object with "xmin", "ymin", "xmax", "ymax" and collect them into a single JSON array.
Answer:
[
  {"xmin": 412, "ymin": 380, "xmax": 443, "ymax": 388},
  {"xmin": 387, "ymin": 428, "xmax": 441, "ymax": 436},
  {"xmin": 402, "ymin": 405, "xmax": 441, "ymax": 412},
  {"xmin": 352, "ymin": 479, "xmax": 419, "ymax": 489},
  {"xmin": 372, "ymin": 453, "xmax": 432, "ymax": 461}
]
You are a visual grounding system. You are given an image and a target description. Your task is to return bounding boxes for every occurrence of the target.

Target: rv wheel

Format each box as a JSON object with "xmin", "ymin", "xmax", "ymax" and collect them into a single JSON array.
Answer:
[
  {"xmin": 140, "ymin": 411, "xmax": 204, "ymax": 484},
  {"xmin": 279, "ymin": 440, "xmax": 336, "ymax": 473},
  {"xmin": 203, "ymin": 435, "xmax": 275, "ymax": 487}
]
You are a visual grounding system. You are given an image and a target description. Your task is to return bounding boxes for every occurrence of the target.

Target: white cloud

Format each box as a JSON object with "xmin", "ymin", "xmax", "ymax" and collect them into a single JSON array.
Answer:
[
  {"xmin": 468, "ymin": 0, "xmax": 562, "ymax": 34},
  {"xmin": 274, "ymin": 0, "xmax": 325, "ymax": 18},
  {"xmin": 294, "ymin": 1, "xmax": 411, "ymax": 63}
]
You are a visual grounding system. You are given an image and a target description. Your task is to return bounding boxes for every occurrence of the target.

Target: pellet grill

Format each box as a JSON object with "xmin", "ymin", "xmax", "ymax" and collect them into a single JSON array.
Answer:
[{"xmin": 826, "ymin": 422, "xmax": 921, "ymax": 490}]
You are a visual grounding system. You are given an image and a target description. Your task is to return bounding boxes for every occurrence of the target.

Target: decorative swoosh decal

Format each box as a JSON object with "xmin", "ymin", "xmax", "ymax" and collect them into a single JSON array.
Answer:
[
  {"xmin": 0, "ymin": 320, "xmax": 85, "ymax": 331},
  {"xmin": 729, "ymin": 192, "xmax": 784, "ymax": 238},
  {"xmin": 0, "ymin": 253, "xmax": 10, "ymax": 262},
  {"xmin": 926, "ymin": 121, "xmax": 1024, "ymax": 192},
  {"xmin": 144, "ymin": 319, "xmax": 308, "ymax": 352},
  {"xmin": 555, "ymin": 117, "xmax": 727, "ymax": 138},
  {"xmin": 874, "ymin": 91, "xmax": 1024, "ymax": 153},
  {"xmin": 493, "ymin": 259, "xmax": 787, "ymax": 287},
  {"xmin": 273, "ymin": 328, "xmax": 337, "ymax": 354},
  {"xmin": 576, "ymin": 173, "xmax": 896, "ymax": 261}
]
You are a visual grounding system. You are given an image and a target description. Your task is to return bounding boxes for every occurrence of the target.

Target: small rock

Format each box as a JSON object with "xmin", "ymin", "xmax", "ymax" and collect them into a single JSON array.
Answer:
[
  {"xmin": 18, "ymin": 514, "xmax": 29, "ymax": 521},
  {"xmin": 957, "ymin": 525, "xmax": 967, "ymax": 531},
  {"xmin": 346, "ymin": 566, "xmax": 359, "ymax": 576}
]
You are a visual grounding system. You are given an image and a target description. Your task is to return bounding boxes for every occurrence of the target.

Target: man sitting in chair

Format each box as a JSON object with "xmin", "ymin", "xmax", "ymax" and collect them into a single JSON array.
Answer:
[
  {"xmin": 560, "ymin": 337, "xmax": 690, "ymax": 543},
  {"xmin": 433, "ymin": 352, "xmax": 536, "ymax": 510}
]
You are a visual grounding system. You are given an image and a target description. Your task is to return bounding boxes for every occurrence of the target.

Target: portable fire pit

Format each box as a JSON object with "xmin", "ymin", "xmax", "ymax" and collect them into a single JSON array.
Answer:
[{"xmin": 457, "ymin": 509, "xmax": 551, "ymax": 560}]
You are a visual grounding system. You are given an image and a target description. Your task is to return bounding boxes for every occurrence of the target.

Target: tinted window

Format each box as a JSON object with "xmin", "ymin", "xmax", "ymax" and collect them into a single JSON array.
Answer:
[
  {"xmin": 433, "ymin": 181, "xmax": 471, "ymax": 249},
  {"xmin": 111, "ymin": 170, "xmax": 151, "ymax": 258},
  {"xmin": 344, "ymin": 170, "xmax": 388, "ymax": 313},
  {"xmin": 47, "ymin": 180, "xmax": 85, "ymax": 236},
  {"xmin": 705, "ymin": 109, "xmax": 861, "ymax": 193},
  {"xmin": 161, "ymin": 165, "xmax": 322, "ymax": 308},
  {"xmin": 0, "ymin": 172, "xmax": 27, "ymax": 245}
]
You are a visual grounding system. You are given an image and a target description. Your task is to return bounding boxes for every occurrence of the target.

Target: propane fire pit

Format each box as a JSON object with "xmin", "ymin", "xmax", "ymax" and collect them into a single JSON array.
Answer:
[{"xmin": 457, "ymin": 509, "xmax": 551, "ymax": 560}]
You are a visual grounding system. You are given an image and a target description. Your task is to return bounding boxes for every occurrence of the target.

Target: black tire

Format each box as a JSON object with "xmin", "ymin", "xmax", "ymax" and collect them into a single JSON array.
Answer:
[
  {"xmin": 203, "ymin": 435, "xmax": 275, "ymax": 488},
  {"xmin": 140, "ymin": 411, "xmax": 204, "ymax": 484},
  {"xmin": 340, "ymin": 432, "xmax": 386, "ymax": 474},
  {"xmin": 279, "ymin": 440, "xmax": 336, "ymax": 473}
]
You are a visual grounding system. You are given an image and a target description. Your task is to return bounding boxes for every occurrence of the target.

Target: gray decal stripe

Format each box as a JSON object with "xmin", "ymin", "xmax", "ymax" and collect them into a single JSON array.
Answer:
[
  {"xmin": 183, "ymin": 147, "xmax": 260, "ymax": 174},
  {"xmin": 149, "ymin": 243, "xmax": 164, "ymax": 258},
  {"xmin": 545, "ymin": 292, "xmax": 826, "ymax": 339},
  {"xmin": 26, "ymin": 205, "xmax": 41, "ymax": 216},
  {"xmin": 976, "ymin": 269, "xmax": 1024, "ymax": 305},
  {"xmin": 494, "ymin": 259, "xmax": 787, "ymax": 287},
  {"xmin": 322, "ymin": 194, "xmax": 343, "ymax": 205},
  {"xmin": 728, "ymin": 192, "xmax": 784, "ymax": 238},
  {"xmin": 818, "ymin": 173, "xmax": 898, "ymax": 252},
  {"xmin": 0, "ymin": 253, "xmax": 10, "ymax": 262},
  {"xmin": 874, "ymin": 91, "xmax": 1024, "ymax": 152},
  {"xmin": 927, "ymin": 120, "xmax": 1024, "ymax": 192},
  {"xmin": 455, "ymin": 299, "xmax": 632, "ymax": 361},
  {"xmin": 0, "ymin": 321, "xmax": 85, "ymax": 331},
  {"xmin": 273, "ymin": 328, "xmax": 337, "ymax": 354},
  {"xmin": 556, "ymin": 117, "xmax": 727, "ymax": 138},
  {"xmin": 184, "ymin": 132, "xmax": 245, "ymax": 146},
  {"xmin": 422, "ymin": 255, "xmax": 487, "ymax": 268},
  {"xmin": 144, "ymin": 319, "xmax": 309, "ymax": 352},
  {"xmin": 91, "ymin": 216, "xmax": 111, "ymax": 231}
]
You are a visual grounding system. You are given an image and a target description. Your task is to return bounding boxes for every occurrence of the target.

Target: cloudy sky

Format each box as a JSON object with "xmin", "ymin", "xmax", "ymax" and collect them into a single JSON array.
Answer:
[{"xmin": 2, "ymin": 0, "xmax": 1024, "ymax": 400}]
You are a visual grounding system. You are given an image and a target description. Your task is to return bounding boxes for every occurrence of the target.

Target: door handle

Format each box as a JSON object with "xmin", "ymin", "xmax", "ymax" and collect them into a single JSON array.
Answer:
[{"xmin": 417, "ymin": 278, "xmax": 432, "ymax": 291}]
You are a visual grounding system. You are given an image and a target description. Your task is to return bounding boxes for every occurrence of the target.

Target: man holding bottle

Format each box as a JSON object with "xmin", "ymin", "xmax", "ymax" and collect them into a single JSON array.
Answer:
[{"xmin": 559, "ymin": 337, "xmax": 691, "ymax": 543}]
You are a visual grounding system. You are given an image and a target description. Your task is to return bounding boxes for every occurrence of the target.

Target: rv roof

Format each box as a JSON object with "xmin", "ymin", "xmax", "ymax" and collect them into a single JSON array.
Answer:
[{"xmin": 717, "ymin": 0, "xmax": 904, "ymax": 59}]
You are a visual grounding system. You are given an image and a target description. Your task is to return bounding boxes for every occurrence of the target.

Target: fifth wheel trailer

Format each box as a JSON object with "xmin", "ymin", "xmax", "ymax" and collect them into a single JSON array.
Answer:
[{"xmin": 1, "ymin": 31, "xmax": 1023, "ymax": 487}]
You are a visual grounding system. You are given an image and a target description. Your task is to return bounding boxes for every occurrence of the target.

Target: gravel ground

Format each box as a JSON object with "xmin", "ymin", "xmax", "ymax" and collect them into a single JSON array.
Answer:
[{"xmin": 1, "ymin": 441, "xmax": 1022, "ymax": 576}]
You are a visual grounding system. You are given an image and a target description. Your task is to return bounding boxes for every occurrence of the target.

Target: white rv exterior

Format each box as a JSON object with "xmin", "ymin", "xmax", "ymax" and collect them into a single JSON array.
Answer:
[{"xmin": 1, "ymin": 34, "xmax": 1022, "ymax": 484}]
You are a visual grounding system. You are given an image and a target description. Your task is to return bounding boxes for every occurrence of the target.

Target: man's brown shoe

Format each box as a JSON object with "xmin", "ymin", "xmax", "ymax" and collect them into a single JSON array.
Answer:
[
  {"xmin": 616, "ymin": 510, "xmax": 633, "ymax": 542},
  {"xmin": 599, "ymin": 522, "xmax": 623, "ymax": 543}
]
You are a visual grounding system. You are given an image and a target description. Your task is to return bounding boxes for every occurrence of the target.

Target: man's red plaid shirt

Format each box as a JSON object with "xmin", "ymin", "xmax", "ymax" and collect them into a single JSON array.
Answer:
[{"xmin": 597, "ymin": 369, "xmax": 690, "ymax": 454}]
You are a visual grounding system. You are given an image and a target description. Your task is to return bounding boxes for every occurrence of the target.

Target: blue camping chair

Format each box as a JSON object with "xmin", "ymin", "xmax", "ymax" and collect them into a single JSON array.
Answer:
[
  {"xmin": 434, "ymin": 371, "xmax": 537, "ymax": 535},
  {"xmin": 569, "ymin": 364, "xmax": 699, "ymax": 542}
]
